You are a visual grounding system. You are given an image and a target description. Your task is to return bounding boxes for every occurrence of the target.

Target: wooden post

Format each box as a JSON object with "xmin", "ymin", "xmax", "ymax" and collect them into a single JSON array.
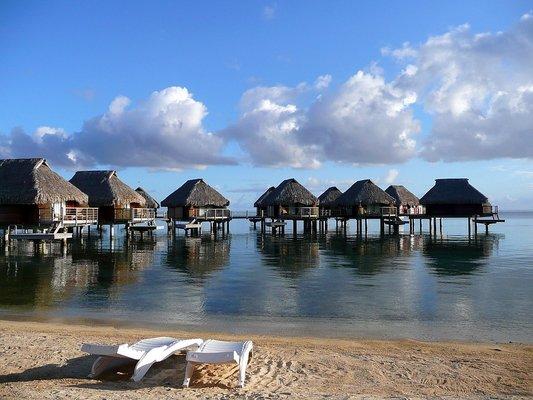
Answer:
[
  {"xmin": 380, "ymin": 218, "xmax": 384, "ymax": 235},
  {"xmin": 474, "ymin": 216, "xmax": 478, "ymax": 236},
  {"xmin": 439, "ymin": 218, "xmax": 442, "ymax": 235},
  {"xmin": 468, "ymin": 217, "xmax": 471, "ymax": 237},
  {"xmin": 293, "ymin": 219, "xmax": 297, "ymax": 235},
  {"xmin": 485, "ymin": 223, "xmax": 489, "ymax": 234},
  {"xmin": 419, "ymin": 218, "xmax": 422, "ymax": 233}
]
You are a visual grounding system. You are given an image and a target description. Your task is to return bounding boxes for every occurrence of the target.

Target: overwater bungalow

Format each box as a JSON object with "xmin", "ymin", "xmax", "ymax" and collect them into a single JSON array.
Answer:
[
  {"xmin": 0, "ymin": 158, "xmax": 97, "ymax": 231},
  {"xmin": 420, "ymin": 178, "xmax": 496, "ymax": 217},
  {"xmin": 161, "ymin": 178, "xmax": 230, "ymax": 223},
  {"xmin": 70, "ymin": 171, "xmax": 153, "ymax": 226},
  {"xmin": 318, "ymin": 186, "xmax": 342, "ymax": 217},
  {"xmin": 334, "ymin": 179, "xmax": 395, "ymax": 218},
  {"xmin": 262, "ymin": 178, "xmax": 318, "ymax": 220},
  {"xmin": 385, "ymin": 185, "xmax": 424, "ymax": 215},
  {"xmin": 135, "ymin": 187, "xmax": 160, "ymax": 215},
  {"xmin": 254, "ymin": 186, "xmax": 275, "ymax": 217}
]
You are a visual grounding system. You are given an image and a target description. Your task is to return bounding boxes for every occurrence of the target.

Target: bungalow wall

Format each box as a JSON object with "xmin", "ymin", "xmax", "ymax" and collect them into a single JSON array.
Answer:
[
  {"xmin": 0, "ymin": 202, "xmax": 72, "ymax": 226},
  {"xmin": 424, "ymin": 203, "xmax": 491, "ymax": 217},
  {"xmin": 398, "ymin": 205, "xmax": 425, "ymax": 215},
  {"xmin": 0, "ymin": 205, "xmax": 39, "ymax": 226},
  {"xmin": 256, "ymin": 206, "xmax": 267, "ymax": 217},
  {"xmin": 167, "ymin": 206, "xmax": 227, "ymax": 220},
  {"xmin": 334, "ymin": 204, "xmax": 392, "ymax": 217}
]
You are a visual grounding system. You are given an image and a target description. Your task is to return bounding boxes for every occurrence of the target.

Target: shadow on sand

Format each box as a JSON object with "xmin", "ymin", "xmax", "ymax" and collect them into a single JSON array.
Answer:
[{"xmin": 0, "ymin": 354, "xmax": 236, "ymax": 391}]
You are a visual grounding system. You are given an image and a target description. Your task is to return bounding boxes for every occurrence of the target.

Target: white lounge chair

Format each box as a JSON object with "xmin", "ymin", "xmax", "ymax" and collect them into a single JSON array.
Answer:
[
  {"xmin": 182, "ymin": 339, "xmax": 253, "ymax": 388},
  {"xmin": 81, "ymin": 337, "xmax": 203, "ymax": 382}
]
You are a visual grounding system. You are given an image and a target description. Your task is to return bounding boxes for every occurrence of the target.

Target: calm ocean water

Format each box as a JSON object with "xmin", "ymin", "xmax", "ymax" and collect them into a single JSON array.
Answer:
[{"xmin": 0, "ymin": 212, "xmax": 532, "ymax": 342}]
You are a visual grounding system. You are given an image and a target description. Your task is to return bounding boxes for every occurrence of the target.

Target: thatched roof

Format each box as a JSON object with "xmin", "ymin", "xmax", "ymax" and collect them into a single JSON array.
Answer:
[
  {"xmin": 70, "ymin": 170, "xmax": 146, "ymax": 207},
  {"xmin": 420, "ymin": 178, "xmax": 489, "ymax": 205},
  {"xmin": 161, "ymin": 179, "xmax": 229, "ymax": 208},
  {"xmin": 335, "ymin": 179, "xmax": 394, "ymax": 206},
  {"xmin": 318, "ymin": 186, "xmax": 343, "ymax": 207},
  {"xmin": 262, "ymin": 178, "xmax": 317, "ymax": 206},
  {"xmin": 254, "ymin": 187, "xmax": 275, "ymax": 208},
  {"xmin": 135, "ymin": 187, "xmax": 160, "ymax": 209},
  {"xmin": 385, "ymin": 185, "xmax": 420, "ymax": 206},
  {"xmin": 0, "ymin": 158, "xmax": 88, "ymax": 206}
]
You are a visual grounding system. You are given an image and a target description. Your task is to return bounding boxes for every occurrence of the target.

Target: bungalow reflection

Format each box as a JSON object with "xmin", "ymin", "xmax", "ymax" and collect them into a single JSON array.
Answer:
[
  {"xmin": 164, "ymin": 236, "xmax": 230, "ymax": 281},
  {"xmin": 255, "ymin": 233, "xmax": 320, "ymax": 279},
  {"xmin": 423, "ymin": 235, "xmax": 500, "ymax": 276},
  {"xmin": 68, "ymin": 238, "xmax": 157, "ymax": 288},
  {"xmin": 321, "ymin": 235, "xmax": 424, "ymax": 276},
  {"xmin": 0, "ymin": 243, "xmax": 98, "ymax": 307}
]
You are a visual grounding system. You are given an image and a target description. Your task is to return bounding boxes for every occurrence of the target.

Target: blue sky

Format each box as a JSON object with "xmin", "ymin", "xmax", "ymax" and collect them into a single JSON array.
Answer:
[{"xmin": 1, "ymin": 1, "xmax": 532, "ymax": 209}]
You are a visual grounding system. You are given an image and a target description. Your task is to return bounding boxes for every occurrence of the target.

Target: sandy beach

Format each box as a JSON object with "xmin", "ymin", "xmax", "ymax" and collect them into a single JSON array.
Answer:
[{"xmin": 0, "ymin": 320, "xmax": 531, "ymax": 399}]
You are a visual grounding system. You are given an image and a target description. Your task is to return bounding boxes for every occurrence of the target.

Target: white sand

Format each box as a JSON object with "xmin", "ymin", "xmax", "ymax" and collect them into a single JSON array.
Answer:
[{"xmin": 0, "ymin": 320, "xmax": 531, "ymax": 399}]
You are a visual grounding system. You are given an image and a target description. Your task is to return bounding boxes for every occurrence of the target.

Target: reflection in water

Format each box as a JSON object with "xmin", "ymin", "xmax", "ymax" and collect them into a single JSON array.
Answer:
[
  {"xmin": 423, "ymin": 235, "xmax": 500, "ymax": 276},
  {"xmin": 165, "ymin": 236, "xmax": 230, "ymax": 281},
  {"xmin": 0, "ymin": 214, "xmax": 531, "ymax": 342},
  {"xmin": 321, "ymin": 234, "xmax": 426, "ymax": 276},
  {"xmin": 256, "ymin": 234, "xmax": 319, "ymax": 278}
]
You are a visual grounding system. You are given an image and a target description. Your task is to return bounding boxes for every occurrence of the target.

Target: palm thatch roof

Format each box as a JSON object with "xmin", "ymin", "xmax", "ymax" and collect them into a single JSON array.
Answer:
[
  {"xmin": 135, "ymin": 187, "xmax": 160, "ymax": 209},
  {"xmin": 318, "ymin": 186, "xmax": 342, "ymax": 207},
  {"xmin": 335, "ymin": 179, "xmax": 394, "ymax": 207},
  {"xmin": 254, "ymin": 186, "xmax": 276, "ymax": 208},
  {"xmin": 420, "ymin": 178, "xmax": 489, "ymax": 205},
  {"xmin": 0, "ymin": 158, "xmax": 88, "ymax": 205},
  {"xmin": 262, "ymin": 178, "xmax": 317, "ymax": 206},
  {"xmin": 70, "ymin": 171, "xmax": 146, "ymax": 207},
  {"xmin": 385, "ymin": 185, "xmax": 420, "ymax": 206},
  {"xmin": 161, "ymin": 179, "xmax": 229, "ymax": 208}
]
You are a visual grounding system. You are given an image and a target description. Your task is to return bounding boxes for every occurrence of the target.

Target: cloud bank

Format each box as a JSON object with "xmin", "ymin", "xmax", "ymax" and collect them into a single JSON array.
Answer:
[
  {"xmin": 1, "ymin": 87, "xmax": 234, "ymax": 169},
  {"xmin": 1, "ymin": 14, "xmax": 531, "ymax": 169},
  {"xmin": 223, "ymin": 70, "xmax": 419, "ymax": 168},
  {"xmin": 391, "ymin": 12, "xmax": 533, "ymax": 161}
]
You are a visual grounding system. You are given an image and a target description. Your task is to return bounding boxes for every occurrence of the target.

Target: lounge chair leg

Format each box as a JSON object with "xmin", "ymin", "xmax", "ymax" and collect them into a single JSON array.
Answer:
[
  {"xmin": 238, "ymin": 362, "xmax": 247, "ymax": 388},
  {"xmin": 90, "ymin": 356, "xmax": 133, "ymax": 378},
  {"xmin": 131, "ymin": 348, "xmax": 162, "ymax": 382},
  {"xmin": 182, "ymin": 362, "xmax": 195, "ymax": 387}
]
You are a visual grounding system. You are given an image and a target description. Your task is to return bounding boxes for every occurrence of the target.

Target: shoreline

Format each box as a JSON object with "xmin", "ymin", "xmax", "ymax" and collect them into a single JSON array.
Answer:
[
  {"xmin": 0, "ymin": 319, "xmax": 531, "ymax": 399},
  {"xmin": 1, "ymin": 311, "xmax": 531, "ymax": 344}
]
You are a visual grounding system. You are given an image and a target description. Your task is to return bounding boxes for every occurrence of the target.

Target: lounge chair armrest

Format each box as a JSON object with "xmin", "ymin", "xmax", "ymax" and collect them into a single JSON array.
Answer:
[
  {"xmin": 186, "ymin": 350, "xmax": 239, "ymax": 364},
  {"xmin": 81, "ymin": 343, "xmax": 131, "ymax": 357}
]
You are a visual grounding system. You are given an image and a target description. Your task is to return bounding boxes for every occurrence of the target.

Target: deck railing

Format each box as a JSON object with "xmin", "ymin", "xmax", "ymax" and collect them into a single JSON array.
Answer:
[
  {"xmin": 114, "ymin": 208, "xmax": 156, "ymax": 222},
  {"xmin": 195, "ymin": 208, "xmax": 231, "ymax": 220},
  {"xmin": 482, "ymin": 205, "xmax": 498, "ymax": 215},
  {"xmin": 380, "ymin": 207, "xmax": 398, "ymax": 217},
  {"xmin": 64, "ymin": 207, "xmax": 99, "ymax": 224},
  {"xmin": 39, "ymin": 206, "xmax": 99, "ymax": 225},
  {"xmin": 283, "ymin": 206, "xmax": 320, "ymax": 218}
]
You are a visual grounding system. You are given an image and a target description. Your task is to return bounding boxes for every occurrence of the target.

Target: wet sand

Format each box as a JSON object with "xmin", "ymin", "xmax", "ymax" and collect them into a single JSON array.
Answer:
[{"xmin": 0, "ymin": 320, "xmax": 531, "ymax": 399}]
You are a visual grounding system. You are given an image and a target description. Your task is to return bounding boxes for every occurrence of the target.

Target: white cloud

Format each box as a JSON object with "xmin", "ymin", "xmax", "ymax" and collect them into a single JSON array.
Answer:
[
  {"xmin": 1, "ymin": 87, "xmax": 234, "ymax": 169},
  {"xmin": 314, "ymin": 74, "xmax": 332, "ymax": 90},
  {"xmin": 384, "ymin": 168, "xmax": 399, "ymax": 184},
  {"xmin": 390, "ymin": 13, "xmax": 533, "ymax": 161},
  {"xmin": 302, "ymin": 71, "xmax": 419, "ymax": 164},
  {"xmin": 262, "ymin": 5, "xmax": 276, "ymax": 20},
  {"xmin": 224, "ymin": 71, "xmax": 420, "ymax": 167},
  {"xmin": 222, "ymin": 86, "xmax": 321, "ymax": 168}
]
